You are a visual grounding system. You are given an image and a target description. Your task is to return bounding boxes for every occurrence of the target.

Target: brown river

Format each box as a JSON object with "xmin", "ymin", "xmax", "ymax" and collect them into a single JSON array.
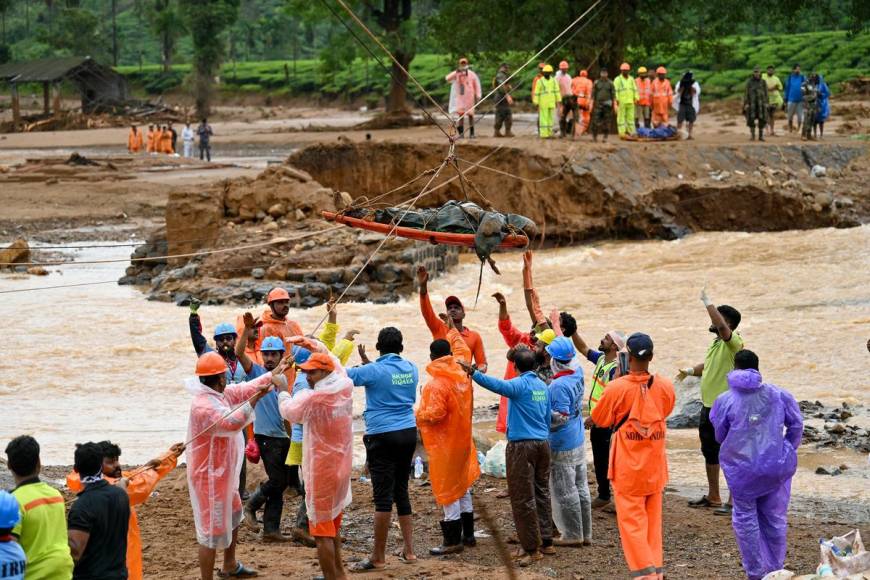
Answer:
[{"xmin": 2, "ymin": 225, "xmax": 868, "ymax": 517}]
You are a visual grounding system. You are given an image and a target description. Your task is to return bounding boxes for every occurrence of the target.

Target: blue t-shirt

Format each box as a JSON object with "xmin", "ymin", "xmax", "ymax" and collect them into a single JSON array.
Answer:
[
  {"xmin": 472, "ymin": 370, "xmax": 550, "ymax": 441},
  {"xmin": 548, "ymin": 369, "xmax": 585, "ymax": 452},
  {"xmin": 0, "ymin": 540, "xmax": 26, "ymax": 580},
  {"xmin": 290, "ymin": 372, "xmax": 308, "ymax": 442},
  {"xmin": 247, "ymin": 364, "xmax": 288, "ymax": 439},
  {"xmin": 347, "ymin": 353, "xmax": 418, "ymax": 435}
]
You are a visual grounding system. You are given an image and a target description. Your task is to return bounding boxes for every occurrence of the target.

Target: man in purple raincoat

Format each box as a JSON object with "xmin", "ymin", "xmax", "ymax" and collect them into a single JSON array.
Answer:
[{"xmin": 710, "ymin": 350, "xmax": 803, "ymax": 580}]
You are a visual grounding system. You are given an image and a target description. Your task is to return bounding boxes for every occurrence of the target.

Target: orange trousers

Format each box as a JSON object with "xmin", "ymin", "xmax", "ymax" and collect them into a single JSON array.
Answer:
[{"xmin": 613, "ymin": 490, "xmax": 664, "ymax": 580}]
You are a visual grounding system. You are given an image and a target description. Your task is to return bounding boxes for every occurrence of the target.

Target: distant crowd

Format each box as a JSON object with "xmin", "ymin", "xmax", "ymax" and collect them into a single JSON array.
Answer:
[
  {"xmin": 443, "ymin": 58, "xmax": 833, "ymax": 142},
  {"xmin": 126, "ymin": 119, "xmax": 214, "ymax": 161}
]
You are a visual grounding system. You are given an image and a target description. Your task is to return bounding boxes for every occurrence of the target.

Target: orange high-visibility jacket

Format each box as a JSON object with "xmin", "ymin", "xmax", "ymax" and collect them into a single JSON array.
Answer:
[
  {"xmin": 146, "ymin": 130, "xmax": 156, "ymax": 153},
  {"xmin": 128, "ymin": 129, "xmax": 143, "ymax": 153},
  {"xmin": 636, "ymin": 77, "xmax": 652, "ymax": 107},
  {"xmin": 67, "ymin": 451, "xmax": 179, "ymax": 580},
  {"xmin": 159, "ymin": 130, "xmax": 173, "ymax": 154},
  {"xmin": 572, "ymin": 76, "xmax": 594, "ymax": 110},
  {"xmin": 259, "ymin": 309, "xmax": 304, "ymax": 344},
  {"xmin": 651, "ymin": 79, "xmax": 674, "ymax": 117},
  {"xmin": 416, "ymin": 328, "xmax": 481, "ymax": 505},
  {"xmin": 590, "ymin": 371, "xmax": 675, "ymax": 496}
]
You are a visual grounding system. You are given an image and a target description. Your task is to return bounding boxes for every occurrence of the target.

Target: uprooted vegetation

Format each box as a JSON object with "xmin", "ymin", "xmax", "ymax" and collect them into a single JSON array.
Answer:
[{"xmin": 125, "ymin": 140, "xmax": 869, "ymax": 306}]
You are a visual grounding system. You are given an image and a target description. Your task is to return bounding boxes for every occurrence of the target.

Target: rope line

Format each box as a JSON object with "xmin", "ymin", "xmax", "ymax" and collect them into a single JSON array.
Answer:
[
  {"xmin": 0, "ymin": 227, "xmax": 344, "ymax": 267},
  {"xmin": 457, "ymin": 0, "xmax": 606, "ymax": 124},
  {"xmin": 0, "ymin": 280, "xmax": 118, "ymax": 294}
]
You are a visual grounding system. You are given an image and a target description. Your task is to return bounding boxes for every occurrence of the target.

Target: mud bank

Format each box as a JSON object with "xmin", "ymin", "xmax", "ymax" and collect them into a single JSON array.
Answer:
[{"xmin": 126, "ymin": 139, "xmax": 868, "ymax": 306}]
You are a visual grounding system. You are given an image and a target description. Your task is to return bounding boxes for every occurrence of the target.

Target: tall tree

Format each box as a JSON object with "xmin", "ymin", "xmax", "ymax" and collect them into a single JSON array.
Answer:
[
  {"xmin": 0, "ymin": 0, "xmax": 11, "ymax": 45},
  {"xmin": 180, "ymin": 0, "xmax": 240, "ymax": 117},
  {"xmin": 149, "ymin": 0, "xmax": 186, "ymax": 73}
]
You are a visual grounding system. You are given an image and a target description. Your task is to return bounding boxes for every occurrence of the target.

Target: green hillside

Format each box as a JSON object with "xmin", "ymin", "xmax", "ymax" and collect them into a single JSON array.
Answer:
[{"xmin": 117, "ymin": 30, "xmax": 868, "ymax": 104}]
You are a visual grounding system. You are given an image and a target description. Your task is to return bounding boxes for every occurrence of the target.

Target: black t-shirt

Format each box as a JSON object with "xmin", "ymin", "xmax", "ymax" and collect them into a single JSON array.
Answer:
[
  {"xmin": 67, "ymin": 480, "xmax": 130, "ymax": 580},
  {"xmin": 678, "ymin": 81, "xmax": 694, "ymax": 106}
]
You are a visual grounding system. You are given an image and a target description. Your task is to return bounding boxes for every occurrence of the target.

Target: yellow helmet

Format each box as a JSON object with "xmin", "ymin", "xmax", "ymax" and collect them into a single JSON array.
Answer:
[
  {"xmin": 542, "ymin": 64, "xmax": 554, "ymax": 73},
  {"xmin": 638, "ymin": 66, "xmax": 648, "ymax": 74}
]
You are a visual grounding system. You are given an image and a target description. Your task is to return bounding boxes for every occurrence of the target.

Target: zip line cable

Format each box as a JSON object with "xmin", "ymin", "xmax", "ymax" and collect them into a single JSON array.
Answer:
[
  {"xmin": 457, "ymin": 0, "xmax": 607, "ymax": 125},
  {"xmin": 317, "ymin": 0, "xmax": 453, "ymax": 139},
  {"xmin": 0, "ymin": 280, "xmax": 119, "ymax": 294}
]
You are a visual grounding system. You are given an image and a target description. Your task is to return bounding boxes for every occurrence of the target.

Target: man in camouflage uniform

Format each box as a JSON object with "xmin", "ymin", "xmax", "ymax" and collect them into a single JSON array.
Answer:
[
  {"xmin": 591, "ymin": 68, "xmax": 616, "ymax": 142},
  {"xmin": 743, "ymin": 67, "xmax": 769, "ymax": 141},
  {"xmin": 800, "ymin": 73, "xmax": 820, "ymax": 141},
  {"xmin": 493, "ymin": 63, "xmax": 514, "ymax": 137}
]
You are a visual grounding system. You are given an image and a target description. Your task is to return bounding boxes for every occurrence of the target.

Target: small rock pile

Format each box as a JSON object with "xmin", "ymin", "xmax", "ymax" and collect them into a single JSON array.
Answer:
[{"xmin": 800, "ymin": 400, "xmax": 870, "ymax": 453}]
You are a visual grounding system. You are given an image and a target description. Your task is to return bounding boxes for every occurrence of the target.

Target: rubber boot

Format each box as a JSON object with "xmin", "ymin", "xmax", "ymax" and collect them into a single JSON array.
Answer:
[
  {"xmin": 460, "ymin": 512, "xmax": 476, "ymax": 547},
  {"xmin": 750, "ymin": 127, "xmax": 756, "ymax": 141},
  {"xmin": 469, "ymin": 124, "xmax": 475, "ymax": 139},
  {"xmin": 243, "ymin": 487, "xmax": 266, "ymax": 532},
  {"xmin": 505, "ymin": 118, "xmax": 514, "ymax": 137},
  {"xmin": 429, "ymin": 520, "xmax": 464, "ymax": 555},
  {"xmin": 457, "ymin": 124, "xmax": 464, "ymax": 139}
]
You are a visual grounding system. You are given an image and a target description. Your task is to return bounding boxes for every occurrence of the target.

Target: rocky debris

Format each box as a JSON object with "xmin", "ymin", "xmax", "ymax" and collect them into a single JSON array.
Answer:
[
  {"xmin": 26, "ymin": 266, "xmax": 49, "ymax": 276},
  {"xmin": 814, "ymin": 466, "xmax": 843, "ymax": 476},
  {"xmin": 667, "ymin": 376, "xmax": 703, "ymax": 429},
  {"xmin": 0, "ymin": 238, "xmax": 30, "ymax": 266},
  {"xmin": 799, "ymin": 400, "xmax": 870, "ymax": 453}
]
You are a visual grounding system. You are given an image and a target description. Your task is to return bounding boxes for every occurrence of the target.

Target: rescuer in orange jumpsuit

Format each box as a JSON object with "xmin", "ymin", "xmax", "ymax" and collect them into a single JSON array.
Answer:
[
  {"xmin": 127, "ymin": 125, "xmax": 144, "ymax": 153},
  {"xmin": 146, "ymin": 124, "xmax": 157, "ymax": 153},
  {"xmin": 260, "ymin": 287, "xmax": 305, "ymax": 343},
  {"xmin": 590, "ymin": 333, "xmax": 675, "ymax": 580},
  {"xmin": 651, "ymin": 67, "xmax": 674, "ymax": 127},
  {"xmin": 67, "ymin": 441, "xmax": 185, "ymax": 580},
  {"xmin": 571, "ymin": 69, "xmax": 594, "ymax": 136},
  {"xmin": 159, "ymin": 125, "xmax": 174, "ymax": 154}
]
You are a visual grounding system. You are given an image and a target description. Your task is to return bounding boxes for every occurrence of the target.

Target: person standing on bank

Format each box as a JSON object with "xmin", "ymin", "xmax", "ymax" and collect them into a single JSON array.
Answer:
[{"xmin": 347, "ymin": 327, "xmax": 419, "ymax": 571}]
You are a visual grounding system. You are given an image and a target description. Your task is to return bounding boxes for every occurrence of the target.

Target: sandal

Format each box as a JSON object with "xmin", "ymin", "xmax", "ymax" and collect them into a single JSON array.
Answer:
[
  {"xmin": 349, "ymin": 559, "xmax": 385, "ymax": 573},
  {"xmin": 217, "ymin": 562, "xmax": 258, "ymax": 578},
  {"xmin": 397, "ymin": 551, "xmax": 418, "ymax": 564},
  {"xmin": 687, "ymin": 495, "xmax": 722, "ymax": 509}
]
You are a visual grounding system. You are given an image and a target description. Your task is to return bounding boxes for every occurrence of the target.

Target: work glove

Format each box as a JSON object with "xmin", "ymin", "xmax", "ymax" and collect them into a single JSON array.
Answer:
[
  {"xmin": 189, "ymin": 297, "xmax": 201, "ymax": 314},
  {"xmin": 700, "ymin": 286, "xmax": 712, "ymax": 308}
]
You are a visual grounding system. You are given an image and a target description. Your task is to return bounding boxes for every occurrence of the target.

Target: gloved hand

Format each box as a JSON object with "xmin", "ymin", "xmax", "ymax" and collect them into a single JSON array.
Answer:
[
  {"xmin": 700, "ymin": 286, "xmax": 712, "ymax": 308},
  {"xmin": 189, "ymin": 297, "xmax": 201, "ymax": 314}
]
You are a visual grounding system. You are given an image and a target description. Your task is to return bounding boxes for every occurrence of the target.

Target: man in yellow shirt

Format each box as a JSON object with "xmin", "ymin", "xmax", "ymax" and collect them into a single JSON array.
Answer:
[
  {"xmin": 5, "ymin": 435, "xmax": 74, "ymax": 580},
  {"xmin": 762, "ymin": 66, "xmax": 784, "ymax": 137}
]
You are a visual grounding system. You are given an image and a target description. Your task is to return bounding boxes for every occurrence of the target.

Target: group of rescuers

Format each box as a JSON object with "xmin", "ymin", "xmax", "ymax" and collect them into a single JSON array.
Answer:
[
  {"xmin": 445, "ymin": 56, "xmax": 831, "ymax": 144},
  {"xmin": 1, "ymin": 250, "xmax": 803, "ymax": 580},
  {"xmin": 126, "ymin": 119, "xmax": 215, "ymax": 161}
]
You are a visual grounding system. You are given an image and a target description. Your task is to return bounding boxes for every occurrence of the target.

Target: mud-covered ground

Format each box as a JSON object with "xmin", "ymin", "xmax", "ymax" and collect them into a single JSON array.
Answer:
[{"xmin": 52, "ymin": 463, "xmax": 860, "ymax": 579}]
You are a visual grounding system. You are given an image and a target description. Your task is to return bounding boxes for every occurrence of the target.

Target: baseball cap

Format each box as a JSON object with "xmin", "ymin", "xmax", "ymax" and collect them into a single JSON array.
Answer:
[
  {"xmin": 535, "ymin": 328, "xmax": 556, "ymax": 345},
  {"xmin": 445, "ymin": 296, "xmax": 464, "ymax": 310},
  {"xmin": 626, "ymin": 333, "xmax": 654, "ymax": 360},
  {"xmin": 297, "ymin": 352, "xmax": 335, "ymax": 373}
]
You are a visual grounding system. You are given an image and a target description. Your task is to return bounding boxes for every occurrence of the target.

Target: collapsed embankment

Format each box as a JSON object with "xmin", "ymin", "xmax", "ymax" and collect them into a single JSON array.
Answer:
[{"xmin": 126, "ymin": 140, "xmax": 868, "ymax": 306}]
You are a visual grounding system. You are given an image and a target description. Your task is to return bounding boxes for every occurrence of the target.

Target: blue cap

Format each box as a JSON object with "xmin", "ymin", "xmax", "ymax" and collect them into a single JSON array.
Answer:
[
  {"xmin": 626, "ymin": 332, "xmax": 654, "ymax": 360},
  {"xmin": 545, "ymin": 336, "xmax": 576, "ymax": 362},
  {"xmin": 0, "ymin": 490, "xmax": 21, "ymax": 529},
  {"xmin": 260, "ymin": 336, "xmax": 286, "ymax": 352},
  {"xmin": 292, "ymin": 345, "xmax": 311, "ymax": 364},
  {"xmin": 213, "ymin": 322, "xmax": 237, "ymax": 339}
]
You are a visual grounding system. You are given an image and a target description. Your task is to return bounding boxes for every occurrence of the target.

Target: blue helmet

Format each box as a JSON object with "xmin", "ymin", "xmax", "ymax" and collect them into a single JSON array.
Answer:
[
  {"xmin": 546, "ymin": 336, "xmax": 576, "ymax": 362},
  {"xmin": 260, "ymin": 336, "xmax": 286, "ymax": 352},
  {"xmin": 292, "ymin": 345, "xmax": 311, "ymax": 364},
  {"xmin": 213, "ymin": 323, "xmax": 237, "ymax": 339},
  {"xmin": 0, "ymin": 490, "xmax": 21, "ymax": 529}
]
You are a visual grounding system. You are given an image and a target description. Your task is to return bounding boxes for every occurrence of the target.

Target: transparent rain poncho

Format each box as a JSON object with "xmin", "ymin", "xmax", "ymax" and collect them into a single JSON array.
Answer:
[
  {"xmin": 279, "ymin": 352, "xmax": 353, "ymax": 525},
  {"xmin": 184, "ymin": 372, "xmax": 272, "ymax": 549}
]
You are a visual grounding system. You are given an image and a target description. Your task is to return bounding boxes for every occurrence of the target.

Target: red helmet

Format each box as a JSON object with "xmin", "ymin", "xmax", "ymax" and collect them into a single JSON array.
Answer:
[
  {"xmin": 195, "ymin": 352, "xmax": 227, "ymax": 377},
  {"xmin": 559, "ymin": 60, "xmax": 569, "ymax": 70},
  {"xmin": 656, "ymin": 66, "xmax": 667, "ymax": 75},
  {"xmin": 267, "ymin": 288, "xmax": 290, "ymax": 303}
]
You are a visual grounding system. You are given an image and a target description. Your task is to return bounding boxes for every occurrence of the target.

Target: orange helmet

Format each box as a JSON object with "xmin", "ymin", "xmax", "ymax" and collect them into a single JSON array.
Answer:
[
  {"xmin": 538, "ymin": 62, "xmax": 546, "ymax": 70},
  {"xmin": 195, "ymin": 352, "xmax": 227, "ymax": 377},
  {"xmin": 267, "ymin": 287, "xmax": 290, "ymax": 303},
  {"xmin": 559, "ymin": 60, "xmax": 569, "ymax": 70},
  {"xmin": 620, "ymin": 63, "xmax": 630, "ymax": 71},
  {"xmin": 580, "ymin": 70, "xmax": 588, "ymax": 77},
  {"xmin": 656, "ymin": 66, "xmax": 667, "ymax": 74}
]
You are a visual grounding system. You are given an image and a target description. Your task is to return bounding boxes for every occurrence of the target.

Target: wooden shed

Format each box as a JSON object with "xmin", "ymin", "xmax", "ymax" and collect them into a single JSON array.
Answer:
[{"xmin": 0, "ymin": 56, "xmax": 129, "ymax": 127}]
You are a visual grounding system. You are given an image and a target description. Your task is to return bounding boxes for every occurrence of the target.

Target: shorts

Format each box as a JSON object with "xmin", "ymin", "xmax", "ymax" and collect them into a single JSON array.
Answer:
[
  {"xmin": 363, "ymin": 426, "xmax": 417, "ymax": 515},
  {"xmin": 767, "ymin": 105, "xmax": 779, "ymax": 118},
  {"xmin": 698, "ymin": 406, "xmax": 720, "ymax": 465},
  {"xmin": 286, "ymin": 440, "xmax": 303, "ymax": 466},
  {"xmin": 309, "ymin": 512, "xmax": 343, "ymax": 538},
  {"xmin": 677, "ymin": 103, "xmax": 697, "ymax": 124}
]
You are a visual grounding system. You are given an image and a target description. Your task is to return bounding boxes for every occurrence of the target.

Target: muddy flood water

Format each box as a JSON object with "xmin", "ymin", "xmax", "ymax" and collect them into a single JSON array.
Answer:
[{"xmin": 2, "ymin": 225, "xmax": 869, "ymax": 519}]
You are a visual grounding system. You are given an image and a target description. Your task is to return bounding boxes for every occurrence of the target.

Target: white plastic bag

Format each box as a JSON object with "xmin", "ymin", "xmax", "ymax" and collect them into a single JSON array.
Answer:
[
  {"xmin": 818, "ymin": 529, "xmax": 870, "ymax": 577},
  {"xmin": 482, "ymin": 440, "xmax": 507, "ymax": 478}
]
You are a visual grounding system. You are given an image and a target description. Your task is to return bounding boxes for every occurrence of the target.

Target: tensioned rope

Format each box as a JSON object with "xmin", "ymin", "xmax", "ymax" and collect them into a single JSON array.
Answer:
[{"xmin": 456, "ymin": 0, "xmax": 607, "ymax": 125}]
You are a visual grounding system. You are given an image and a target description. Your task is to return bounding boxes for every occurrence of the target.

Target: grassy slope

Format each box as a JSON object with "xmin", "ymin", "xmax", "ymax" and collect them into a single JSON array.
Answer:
[{"xmin": 117, "ymin": 31, "xmax": 869, "ymax": 104}]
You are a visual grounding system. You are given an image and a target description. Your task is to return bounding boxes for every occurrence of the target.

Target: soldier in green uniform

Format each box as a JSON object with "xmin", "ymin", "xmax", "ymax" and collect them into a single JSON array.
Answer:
[
  {"xmin": 743, "ymin": 67, "xmax": 769, "ymax": 141},
  {"xmin": 800, "ymin": 73, "xmax": 820, "ymax": 141},
  {"xmin": 591, "ymin": 68, "xmax": 616, "ymax": 142}
]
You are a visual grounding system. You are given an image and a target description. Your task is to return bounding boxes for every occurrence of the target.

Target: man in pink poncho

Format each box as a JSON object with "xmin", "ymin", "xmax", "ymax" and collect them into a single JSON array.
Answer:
[
  {"xmin": 185, "ymin": 351, "xmax": 288, "ymax": 580},
  {"xmin": 278, "ymin": 342, "xmax": 353, "ymax": 580},
  {"xmin": 446, "ymin": 57, "xmax": 482, "ymax": 139}
]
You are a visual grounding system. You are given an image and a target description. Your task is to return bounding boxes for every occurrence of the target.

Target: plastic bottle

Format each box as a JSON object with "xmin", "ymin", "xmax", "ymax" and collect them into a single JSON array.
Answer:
[
  {"xmin": 414, "ymin": 456, "xmax": 424, "ymax": 479},
  {"xmin": 477, "ymin": 451, "xmax": 486, "ymax": 466}
]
